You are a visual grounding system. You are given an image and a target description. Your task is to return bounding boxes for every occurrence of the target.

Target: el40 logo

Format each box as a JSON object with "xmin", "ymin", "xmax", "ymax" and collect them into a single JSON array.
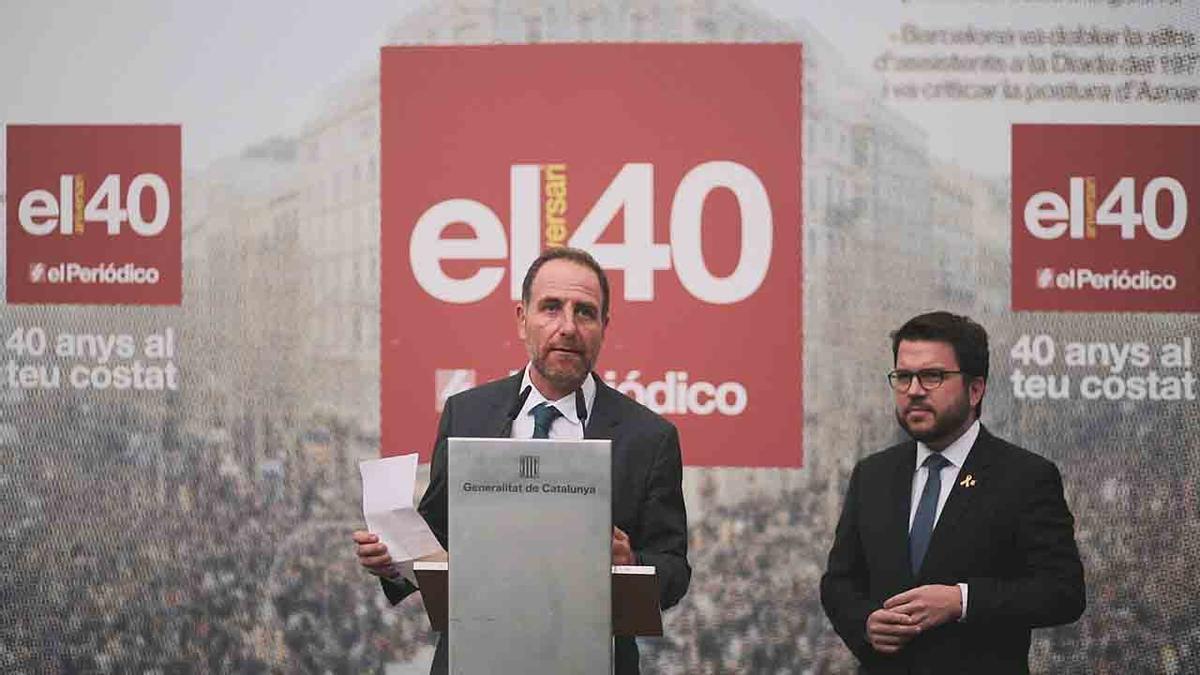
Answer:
[
  {"xmin": 1024, "ymin": 176, "xmax": 1188, "ymax": 241},
  {"xmin": 410, "ymin": 161, "xmax": 773, "ymax": 306},
  {"xmin": 18, "ymin": 173, "xmax": 171, "ymax": 237}
]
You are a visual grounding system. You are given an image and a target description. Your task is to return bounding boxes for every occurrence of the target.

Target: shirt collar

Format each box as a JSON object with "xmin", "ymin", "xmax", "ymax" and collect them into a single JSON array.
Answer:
[
  {"xmin": 915, "ymin": 419, "xmax": 980, "ymax": 471},
  {"xmin": 518, "ymin": 363, "xmax": 596, "ymax": 428}
]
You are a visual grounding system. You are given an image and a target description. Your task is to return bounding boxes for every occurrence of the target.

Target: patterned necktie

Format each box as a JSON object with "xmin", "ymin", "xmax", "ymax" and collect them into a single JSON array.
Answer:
[
  {"xmin": 909, "ymin": 453, "xmax": 951, "ymax": 575},
  {"xmin": 531, "ymin": 402, "xmax": 563, "ymax": 439}
]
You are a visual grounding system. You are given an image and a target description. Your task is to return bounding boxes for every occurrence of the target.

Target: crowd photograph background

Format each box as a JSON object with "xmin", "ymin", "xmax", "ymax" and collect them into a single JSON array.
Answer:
[{"xmin": 3, "ymin": 1, "xmax": 1198, "ymax": 673}]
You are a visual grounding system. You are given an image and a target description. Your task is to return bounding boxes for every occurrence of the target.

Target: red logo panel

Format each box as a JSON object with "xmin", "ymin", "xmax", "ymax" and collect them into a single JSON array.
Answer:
[
  {"xmin": 6, "ymin": 125, "xmax": 181, "ymax": 305},
  {"xmin": 1012, "ymin": 124, "xmax": 1199, "ymax": 312},
  {"xmin": 381, "ymin": 44, "xmax": 802, "ymax": 467}
]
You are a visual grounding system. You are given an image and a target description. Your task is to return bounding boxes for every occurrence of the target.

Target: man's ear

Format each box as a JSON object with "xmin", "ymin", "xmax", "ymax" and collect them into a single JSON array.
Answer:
[
  {"xmin": 516, "ymin": 302, "xmax": 528, "ymax": 341},
  {"xmin": 969, "ymin": 376, "xmax": 986, "ymax": 409}
]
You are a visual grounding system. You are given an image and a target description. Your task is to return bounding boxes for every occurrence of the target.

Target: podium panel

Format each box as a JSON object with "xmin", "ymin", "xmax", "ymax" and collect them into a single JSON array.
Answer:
[{"xmin": 448, "ymin": 438, "xmax": 612, "ymax": 675}]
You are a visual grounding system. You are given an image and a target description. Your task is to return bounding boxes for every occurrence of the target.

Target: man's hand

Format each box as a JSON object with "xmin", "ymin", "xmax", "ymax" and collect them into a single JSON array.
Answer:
[
  {"xmin": 353, "ymin": 530, "xmax": 398, "ymax": 578},
  {"xmin": 883, "ymin": 584, "xmax": 963, "ymax": 631},
  {"xmin": 612, "ymin": 526, "xmax": 634, "ymax": 565},
  {"xmin": 866, "ymin": 608, "xmax": 921, "ymax": 654}
]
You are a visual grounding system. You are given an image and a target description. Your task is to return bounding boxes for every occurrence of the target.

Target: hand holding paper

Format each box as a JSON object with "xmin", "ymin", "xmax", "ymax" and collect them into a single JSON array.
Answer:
[{"xmin": 359, "ymin": 453, "xmax": 444, "ymax": 585}]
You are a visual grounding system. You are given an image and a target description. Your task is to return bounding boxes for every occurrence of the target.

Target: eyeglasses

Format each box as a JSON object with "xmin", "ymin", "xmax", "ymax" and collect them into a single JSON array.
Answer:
[{"xmin": 887, "ymin": 369, "xmax": 964, "ymax": 392}]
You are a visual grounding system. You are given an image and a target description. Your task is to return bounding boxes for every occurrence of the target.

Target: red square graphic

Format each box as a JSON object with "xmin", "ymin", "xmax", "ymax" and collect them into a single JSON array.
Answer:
[
  {"xmin": 1013, "ymin": 124, "xmax": 1199, "ymax": 312},
  {"xmin": 381, "ymin": 44, "xmax": 803, "ymax": 467},
  {"xmin": 6, "ymin": 125, "xmax": 182, "ymax": 305}
]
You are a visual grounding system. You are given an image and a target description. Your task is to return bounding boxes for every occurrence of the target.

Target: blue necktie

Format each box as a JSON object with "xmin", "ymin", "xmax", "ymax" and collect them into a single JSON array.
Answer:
[
  {"xmin": 531, "ymin": 402, "xmax": 562, "ymax": 439},
  {"xmin": 909, "ymin": 453, "xmax": 951, "ymax": 575}
]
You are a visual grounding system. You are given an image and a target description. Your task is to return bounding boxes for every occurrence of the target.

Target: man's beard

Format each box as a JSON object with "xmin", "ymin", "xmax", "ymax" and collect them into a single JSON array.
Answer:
[
  {"xmin": 895, "ymin": 395, "xmax": 973, "ymax": 447},
  {"xmin": 532, "ymin": 349, "xmax": 591, "ymax": 393}
]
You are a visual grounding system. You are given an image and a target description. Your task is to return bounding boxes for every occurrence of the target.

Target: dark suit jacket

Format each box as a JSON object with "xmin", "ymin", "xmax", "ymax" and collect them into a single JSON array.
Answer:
[
  {"xmin": 383, "ymin": 371, "xmax": 691, "ymax": 675},
  {"xmin": 820, "ymin": 426, "xmax": 1085, "ymax": 675}
]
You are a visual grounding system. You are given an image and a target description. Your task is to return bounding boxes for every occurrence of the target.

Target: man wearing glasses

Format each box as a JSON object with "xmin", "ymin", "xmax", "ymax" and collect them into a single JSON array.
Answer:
[{"xmin": 821, "ymin": 311, "xmax": 1084, "ymax": 674}]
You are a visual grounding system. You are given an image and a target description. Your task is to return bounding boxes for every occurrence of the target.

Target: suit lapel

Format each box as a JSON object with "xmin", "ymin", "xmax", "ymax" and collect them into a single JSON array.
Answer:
[
  {"xmin": 485, "ymin": 372, "xmax": 525, "ymax": 438},
  {"xmin": 891, "ymin": 443, "xmax": 919, "ymax": 586},
  {"xmin": 918, "ymin": 426, "xmax": 994, "ymax": 578},
  {"xmin": 583, "ymin": 375, "xmax": 621, "ymax": 440}
]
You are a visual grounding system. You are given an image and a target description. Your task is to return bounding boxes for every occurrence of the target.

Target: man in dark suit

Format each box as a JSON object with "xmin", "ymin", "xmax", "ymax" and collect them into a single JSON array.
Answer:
[
  {"xmin": 353, "ymin": 246, "xmax": 689, "ymax": 675},
  {"xmin": 821, "ymin": 311, "xmax": 1084, "ymax": 674}
]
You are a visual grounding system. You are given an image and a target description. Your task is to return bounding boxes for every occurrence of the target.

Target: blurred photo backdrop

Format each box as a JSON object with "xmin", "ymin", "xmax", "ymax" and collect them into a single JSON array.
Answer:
[{"xmin": 2, "ymin": 1, "xmax": 1198, "ymax": 672}]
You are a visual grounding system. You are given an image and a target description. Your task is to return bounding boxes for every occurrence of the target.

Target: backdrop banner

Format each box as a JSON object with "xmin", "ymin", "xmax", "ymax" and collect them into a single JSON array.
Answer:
[
  {"xmin": 1, "ymin": 2, "xmax": 1197, "ymax": 673},
  {"xmin": 381, "ymin": 44, "xmax": 802, "ymax": 468}
]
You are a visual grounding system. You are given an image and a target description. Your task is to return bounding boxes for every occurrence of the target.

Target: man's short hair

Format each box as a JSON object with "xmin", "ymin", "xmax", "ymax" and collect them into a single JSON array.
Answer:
[
  {"xmin": 521, "ymin": 246, "xmax": 610, "ymax": 323},
  {"xmin": 891, "ymin": 311, "xmax": 989, "ymax": 414}
]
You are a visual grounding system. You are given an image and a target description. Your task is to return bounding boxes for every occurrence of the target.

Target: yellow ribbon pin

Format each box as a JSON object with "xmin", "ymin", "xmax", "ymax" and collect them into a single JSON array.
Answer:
[{"xmin": 959, "ymin": 474, "xmax": 977, "ymax": 488}]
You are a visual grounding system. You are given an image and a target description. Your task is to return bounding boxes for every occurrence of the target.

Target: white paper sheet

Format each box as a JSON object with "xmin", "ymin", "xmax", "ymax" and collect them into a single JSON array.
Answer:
[{"xmin": 359, "ymin": 453, "xmax": 443, "ymax": 585}]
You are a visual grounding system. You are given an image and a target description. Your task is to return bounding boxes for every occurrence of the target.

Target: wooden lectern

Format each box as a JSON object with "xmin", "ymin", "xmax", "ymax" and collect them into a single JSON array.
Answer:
[{"xmin": 413, "ymin": 561, "xmax": 663, "ymax": 637}]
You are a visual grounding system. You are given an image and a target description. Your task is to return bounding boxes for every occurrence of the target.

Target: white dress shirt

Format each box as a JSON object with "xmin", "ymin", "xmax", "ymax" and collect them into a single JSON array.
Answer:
[
  {"xmin": 908, "ymin": 418, "xmax": 980, "ymax": 619},
  {"xmin": 509, "ymin": 364, "xmax": 596, "ymax": 440}
]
